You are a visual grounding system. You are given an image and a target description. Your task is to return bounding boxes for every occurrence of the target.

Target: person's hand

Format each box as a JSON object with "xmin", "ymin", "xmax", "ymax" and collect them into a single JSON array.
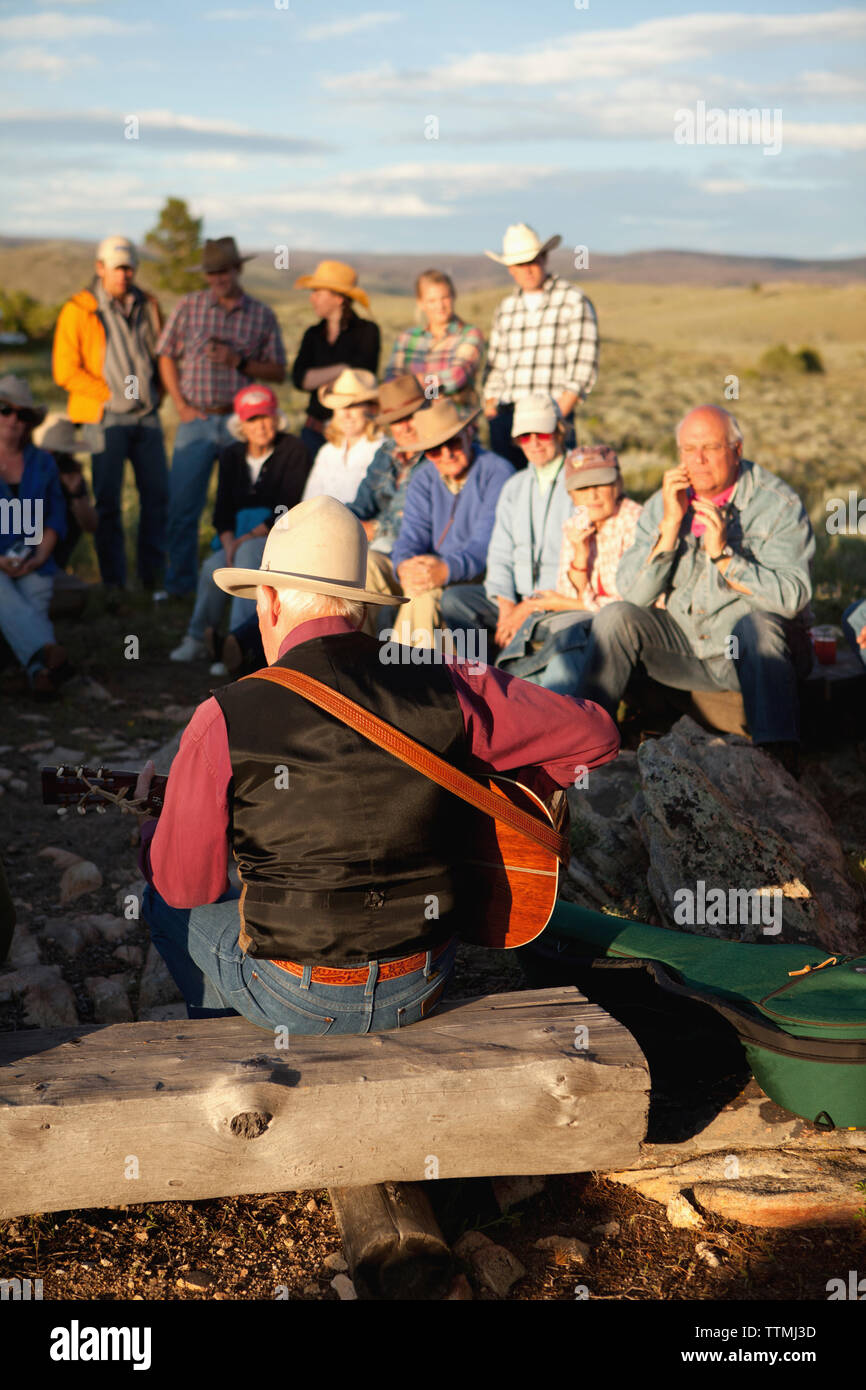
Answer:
[
  {"xmin": 398, "ymin": 555, "xmax": 445, "ymax": 596},
  {"xmin": 484, "ymin": 398, "xmax": 499, "ymax": 419},
  {"xmin": 223, "ymin": 537, "xmax": 240, "ymax": 567},
  {"xmin": 11, "ymin": 552, "xmax": 40, "ymax": 577},
  {"xmin": 692, "ymin": 498, "xmax": 727, "ymax": 560},
  {"xmin": 0, "ymin": 554, "xmax": 19, "ymax": 576},
  {"xmin": 60, "ymin": 468, "xmax": 84, "ymax": 496},
  {"xmin": 554, "ymin": 389, "xmax": 578, "ymax": 419},
  {"xmin": 499, "ymin": 597, "xmax": 547, "ymax": 647},
  {"xmin": 131, "ymin": 760, "xmax": 156, "ymax": 831},
  {"xmin": 177, "ymin": 401, "xmax": 207, "ymax": 424},
  {"xmin": 206, "ymin": 339, "xmax": 239, "ymax": 368},
  {"xmin": 361, "ymin": 519, "xmax": 378, "ymax": 541},
  {"xmin": 660, "ymin": 462, "xmax": 692, "ymax": 529},
  {"xmin": 857, "ymin": 624, "xmax": 866, "ymax": 649},
  {"xmin": 569, "ymin": 523, "xmax": 596, "ymax": 574}
]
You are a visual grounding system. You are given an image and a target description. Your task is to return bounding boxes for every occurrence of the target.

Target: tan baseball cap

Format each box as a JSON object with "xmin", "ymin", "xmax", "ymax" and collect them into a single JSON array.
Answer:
[{"xmin": 96, "ymin": 236, "xmax": 138, "ymax": 269}]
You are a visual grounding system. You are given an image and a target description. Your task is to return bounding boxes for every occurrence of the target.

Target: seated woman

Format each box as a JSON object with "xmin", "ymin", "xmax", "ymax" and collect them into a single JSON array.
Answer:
[
  {"xmin": 385, "ymin": 270, "xmax": 485, "ymax": 409},
  {"xmin": 0, "ymin": 375, "xmax": 71, "ymax": 695},
  {"xmin": 170, "ymin": 384, "xmax": 311, "ymax": 668},
  {"xmin": 301, "ymin": 369, "xmax": 382, "ymax": 505},
  {"xmin": 495, "ymin": 445, "xmax": 643, "ymax": 691}
]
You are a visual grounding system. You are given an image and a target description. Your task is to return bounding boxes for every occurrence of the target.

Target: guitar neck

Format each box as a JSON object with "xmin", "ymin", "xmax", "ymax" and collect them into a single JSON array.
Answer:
[{"xmin": 41, "ymin": 766, "xmax": 168, "ymax": 816}]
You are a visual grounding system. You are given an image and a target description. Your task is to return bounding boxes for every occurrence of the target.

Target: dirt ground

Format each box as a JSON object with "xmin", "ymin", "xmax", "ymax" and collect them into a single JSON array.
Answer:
[{"xmin": 1, "ymin": 588, "xmax": 865, "ymax": 1301}]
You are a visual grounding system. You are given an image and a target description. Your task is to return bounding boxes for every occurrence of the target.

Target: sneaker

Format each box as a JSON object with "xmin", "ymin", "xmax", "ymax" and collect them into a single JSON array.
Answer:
[
  {"xmin": 209, "ymin": 661, "xmax": 229, "ymax": 677},
  {"xmin": 169, "ymin": 636, "xmax": 207, "ymax": 663},
  {"xmin": 151, "ymin": 589, "xmax": 169, "ymax": 604}
]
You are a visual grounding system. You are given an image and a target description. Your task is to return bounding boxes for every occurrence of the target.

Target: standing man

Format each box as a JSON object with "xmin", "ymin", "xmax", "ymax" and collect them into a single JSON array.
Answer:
[
  {"xmin": 52, "ymin": 234, "xmax": 168, "ymax": 597},
  {"xmin": 157, "ymin": 236, "xmax": 286, "ymax": 598},
  {"xmin": 483, "ymin": 223, "xmax": 599, "ymax": 469}
]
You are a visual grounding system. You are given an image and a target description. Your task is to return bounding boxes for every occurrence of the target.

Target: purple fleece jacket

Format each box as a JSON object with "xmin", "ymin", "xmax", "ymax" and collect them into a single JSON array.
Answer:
[{"xmin": 390, "ymin": 445, "xmax": 514, "ymax": 583}]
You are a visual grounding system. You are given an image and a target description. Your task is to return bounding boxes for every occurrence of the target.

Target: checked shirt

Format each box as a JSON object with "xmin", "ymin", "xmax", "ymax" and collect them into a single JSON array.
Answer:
[
  {"xmin": 484, "ymin": 275, "xmax": 599, "ymax": 405},
  {"xmin": 156, "ymin": 289, "xmax": 285, "ymax": 414}
]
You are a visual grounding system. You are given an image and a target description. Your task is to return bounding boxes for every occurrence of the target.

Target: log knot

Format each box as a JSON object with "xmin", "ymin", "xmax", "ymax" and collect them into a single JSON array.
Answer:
[{"xmin": 230, "ymin": 1110, "xmax": 272, "ymax": 1139}]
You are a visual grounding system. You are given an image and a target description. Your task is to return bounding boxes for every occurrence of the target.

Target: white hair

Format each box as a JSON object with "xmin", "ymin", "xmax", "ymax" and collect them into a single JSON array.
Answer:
[
  {"xmin": 258, "ymin": 584, "xmax": 366, "ymax": 628},
  {"xmin": 674, "ymin": 406, "xmax": 743, "ymax": 448}
]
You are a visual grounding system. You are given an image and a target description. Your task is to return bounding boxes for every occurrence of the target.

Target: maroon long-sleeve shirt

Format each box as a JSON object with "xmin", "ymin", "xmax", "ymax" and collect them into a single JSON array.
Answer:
[{"xmin": 141, "ymin": 617, "xmax": 619, "ymax": 908}]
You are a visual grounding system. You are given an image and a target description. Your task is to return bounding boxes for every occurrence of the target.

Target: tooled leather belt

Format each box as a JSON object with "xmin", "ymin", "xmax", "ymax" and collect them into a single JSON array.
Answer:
[{"xmin": 267, "ymin": 936, "xmax": 454, "ymax": 986}]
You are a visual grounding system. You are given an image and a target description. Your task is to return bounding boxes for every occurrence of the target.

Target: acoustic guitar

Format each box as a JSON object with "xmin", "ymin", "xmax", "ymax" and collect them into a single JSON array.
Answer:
[{"xmin": 41, "ymin": 745, "xmax": 570, "ymax": 952}]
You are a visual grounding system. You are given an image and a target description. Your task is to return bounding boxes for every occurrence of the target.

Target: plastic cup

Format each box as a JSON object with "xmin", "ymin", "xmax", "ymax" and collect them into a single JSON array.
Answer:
[{"xmin": 810, "ymin": 626, "xmax": 837, "ymax": 665}]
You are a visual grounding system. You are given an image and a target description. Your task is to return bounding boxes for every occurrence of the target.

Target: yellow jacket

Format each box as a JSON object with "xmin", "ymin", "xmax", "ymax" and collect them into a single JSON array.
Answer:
[{"xmin": 52, "ymin": 287, "xmax": 163, "ymax": 424}]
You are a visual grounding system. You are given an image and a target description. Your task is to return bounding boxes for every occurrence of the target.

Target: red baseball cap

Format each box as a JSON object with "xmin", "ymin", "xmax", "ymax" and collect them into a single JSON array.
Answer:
[{"xmin": 233, "ymin": 384, "xmax": 279, "ymax": 421}]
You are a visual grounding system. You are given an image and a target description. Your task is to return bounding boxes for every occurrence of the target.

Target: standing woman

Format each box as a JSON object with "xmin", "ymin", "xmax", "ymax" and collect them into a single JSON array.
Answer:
[
  {"xmin": 0, "ymin": 376, "xmax": 71, "ymax": 694},
  {"xmin": 291, "ymin": 261, "xmax": 380, "ymax": 461},
  {"xmin": 385, "ymin": 270, "xmax": 484, "ymax": 409}
]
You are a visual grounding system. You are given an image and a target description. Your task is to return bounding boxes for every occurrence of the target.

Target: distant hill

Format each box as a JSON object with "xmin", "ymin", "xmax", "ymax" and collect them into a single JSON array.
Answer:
[{"xmin": 0, "ymin": 237, "xmax": 863, "ymax": 307}]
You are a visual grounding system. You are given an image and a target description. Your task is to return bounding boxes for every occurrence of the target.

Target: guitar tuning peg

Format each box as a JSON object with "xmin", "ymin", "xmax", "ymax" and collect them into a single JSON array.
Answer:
[
  {"xmin": 57, "ymin": 806, "xmax": 69, "ymax": 818},
  {"xmin": 75, "ymin": 765, "xmax": 84, "ymax": 778},
  {"xmin": 57, "ymin": 765, "xmax": 65, "ymax": 777},
  {"xmin": 96, "ymin": 804, "xmax": 107, "ymax": 815},
  {"xmin": 76, "ymin": 804, "xmax": 87, "ymax": 816}
]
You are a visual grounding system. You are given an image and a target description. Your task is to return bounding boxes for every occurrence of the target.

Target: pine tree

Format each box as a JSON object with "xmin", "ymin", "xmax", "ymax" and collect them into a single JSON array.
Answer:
[{"xmin": 144, "ymin": 197, "xmax": 203, "ymax": 293}]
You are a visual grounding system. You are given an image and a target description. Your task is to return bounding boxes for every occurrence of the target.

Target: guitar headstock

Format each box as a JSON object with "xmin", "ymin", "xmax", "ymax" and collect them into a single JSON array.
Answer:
[{"xmin": 41, "ymin": 765, "xmax": 168, "ymax": 816}]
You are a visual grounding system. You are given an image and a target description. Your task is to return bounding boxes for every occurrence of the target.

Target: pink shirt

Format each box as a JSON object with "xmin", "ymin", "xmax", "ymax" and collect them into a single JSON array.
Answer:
[{"xmin": 141, "ymin": 617, "xmax": 619, "ymax": 908}]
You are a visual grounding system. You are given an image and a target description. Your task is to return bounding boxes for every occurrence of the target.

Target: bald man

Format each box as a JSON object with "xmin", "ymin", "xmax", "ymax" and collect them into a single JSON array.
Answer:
[{"xmin": 575, "ymin": 406, "xmax": 815, "ymax": 775}]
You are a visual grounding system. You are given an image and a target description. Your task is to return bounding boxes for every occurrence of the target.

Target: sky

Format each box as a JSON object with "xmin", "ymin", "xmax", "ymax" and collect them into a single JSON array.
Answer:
[{"xmin": 1, "ymin": 0, "xmax": 864, "ymax": 260}]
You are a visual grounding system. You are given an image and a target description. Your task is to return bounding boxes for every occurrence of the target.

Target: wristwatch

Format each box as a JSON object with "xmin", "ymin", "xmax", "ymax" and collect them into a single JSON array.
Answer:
[{"xmin": 710, "ymin": 545, "xmax": 734, "ymax": 564}]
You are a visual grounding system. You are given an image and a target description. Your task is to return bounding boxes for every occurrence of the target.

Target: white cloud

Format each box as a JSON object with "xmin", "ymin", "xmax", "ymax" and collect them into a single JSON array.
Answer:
[
  {"xmin": 6, "ymin": 46, "xmax": 93, "ymax": 73},
  {"xmin": 0, "ymin": 107, "xmax": 329, "ymax": 155},
  {"xmin": 781, "ymin": 121, "xmax": 866, "ymax": 149},
  {"xmin": 0, "ymin": 11, "xmax": 141, "ymax": 39},
  {"xmin": 793, "ymin": 70, "xmax": 866, "ymax": 97},
  {"xmin": 327, "ymin": 9, "xmax": 866, "ymax": 92},
  {"xmin": 699, "ymin": 179, "xmax": 751, "ymax": 195},
  {"xmin": 304, "ymin": 10, "xmax": 401, "ymax": 41}
]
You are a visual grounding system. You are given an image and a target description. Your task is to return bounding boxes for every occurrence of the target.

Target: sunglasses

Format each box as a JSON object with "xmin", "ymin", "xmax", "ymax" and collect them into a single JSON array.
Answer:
[
  {"xmin": 0, "ymin": 404, "xmax": 38, "ymax": 425},
  {"xmin": 516, "ymin": 431, "xmax": 555, "ymax": 444},
  {"xmin": 426, "ymin": 434, "xmax": 466, "ymax": 459}
]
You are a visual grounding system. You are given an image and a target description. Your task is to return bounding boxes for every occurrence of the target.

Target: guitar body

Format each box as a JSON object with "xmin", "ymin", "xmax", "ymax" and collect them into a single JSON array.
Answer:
[{"xmin": 456, "ymin": 776, "xmax": 570, "ymax": 950}]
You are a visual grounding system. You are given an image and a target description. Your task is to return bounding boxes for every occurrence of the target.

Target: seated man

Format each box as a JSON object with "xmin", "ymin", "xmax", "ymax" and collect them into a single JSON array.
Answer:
[
  {"xmin": 136, "ymin": 496, "xmax": 619, "ymax": 1032},
  {"xmin": 576, "ymin": 405, "xmax": 815, "ymax": 775},
  {"xmin": 440, "ymin": 395, "xmax": 573, "ymax": 649},
  {"xmin": 387, "ymin": 398, "xmax": 514, "ymax": 647}
]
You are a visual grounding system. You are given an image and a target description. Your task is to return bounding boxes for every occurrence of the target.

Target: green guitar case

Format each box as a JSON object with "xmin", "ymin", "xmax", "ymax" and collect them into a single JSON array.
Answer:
[{"xmin": 542, "ymin": 900, "xmax": 866, "ymax": 1130}]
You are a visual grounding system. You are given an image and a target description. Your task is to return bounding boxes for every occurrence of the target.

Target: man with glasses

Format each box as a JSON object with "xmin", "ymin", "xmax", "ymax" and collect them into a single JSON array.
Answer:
[
  {"xmin": 441, "ymin": 395, "xmax": 572, "ymax": 649},
  {"xmin": 483, "ymin": 223, "xmax": 599, "ymax": 468},
  {"xmin": 575, "ymin": 405, "xmax": 815, "ymax": 775},
  {"xmin": 52, "ymin": 235, "xmax": 168, "ymax": 599},
  {"xmin": 387, "ymin": 398, "xmax": 513, "ymax": 647},
  {"xmin": 156, "ymin": 237, "xmax": 286, "ymax": 598}
]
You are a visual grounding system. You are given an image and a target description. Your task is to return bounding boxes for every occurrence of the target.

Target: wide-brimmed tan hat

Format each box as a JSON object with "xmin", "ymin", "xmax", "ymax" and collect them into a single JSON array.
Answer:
[
  {"xmin": 0, "ymin": 374, "xmax": 46, "ymax": 424},
  {"xmin": 195, "ymin": 237, "xmax": 255, "ymax": 274},
  {"xmin": 413, "ymin": 397, "xmax": 481, "ymax": 454},
  {"xmin": 317, "ymin": 367, "xmax": 378, "ymax": 411},
  {"xmin": 374, "ymin": 374, "xmax": 427, "ymax": 427},
  {"xmin": 213, "ymin": 495, "xmax": 407, "ymax": 606},
  {"xmin": 32, "ymin": 411, "xmax": 81, "ymax": 452},
  {"xmin": 294, "ymin": 259, "xmax": 370, "ymax": 309},
  {"xmin": 484, "ymin": 223, "xmax": 562, "ymax": 266}
]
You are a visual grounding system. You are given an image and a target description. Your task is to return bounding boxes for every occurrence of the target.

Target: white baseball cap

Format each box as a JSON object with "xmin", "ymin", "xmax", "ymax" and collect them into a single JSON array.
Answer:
[
  {"xmin": 512, "ymin": 395, "xmax": 559, "ymax": 437},
  {"xmin": 96, "ymin": 236, "xmax": 138, "ymax": 270}
]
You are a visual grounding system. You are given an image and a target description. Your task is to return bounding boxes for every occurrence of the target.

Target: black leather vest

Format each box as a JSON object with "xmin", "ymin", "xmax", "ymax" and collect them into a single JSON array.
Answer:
[{"xmin": 212, "ymin": 631, "xmax": 469, "ymax": 963}]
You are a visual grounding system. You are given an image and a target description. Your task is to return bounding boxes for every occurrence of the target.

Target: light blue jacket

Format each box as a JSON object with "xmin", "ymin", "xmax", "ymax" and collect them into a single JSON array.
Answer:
[
  {"xmin": 616, "ymin": 457, "xmax": 814, "ymax": 659},
  {"xmin": 484, "ymin": 464, "xmax": 573, "ymax": 602}
]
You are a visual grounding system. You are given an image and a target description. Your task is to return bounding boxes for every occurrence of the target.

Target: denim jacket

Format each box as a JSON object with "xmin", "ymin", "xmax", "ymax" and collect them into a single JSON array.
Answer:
[
  {"xmin": 616, "ymin": 457, "xmax": 814, "ymax": 659},
  {"xmin": 347, "ymin": 436, "xmax": 424, "ymax": 554}
]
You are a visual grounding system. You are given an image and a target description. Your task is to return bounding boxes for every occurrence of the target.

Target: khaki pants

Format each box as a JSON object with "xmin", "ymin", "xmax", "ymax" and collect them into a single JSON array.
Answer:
[{"xmin": 364, "ymin": 551, "xmax": 444, "ymax": 649}]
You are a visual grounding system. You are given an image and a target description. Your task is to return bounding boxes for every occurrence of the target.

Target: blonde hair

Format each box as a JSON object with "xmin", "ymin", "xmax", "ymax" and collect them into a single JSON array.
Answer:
[
  {"xmin": 324, "ymin": 405, "xmax": 378, "ymax": 447},
  {"xmin": 416, "ymin": 268, "xmax": 456, "ymax": 300}
]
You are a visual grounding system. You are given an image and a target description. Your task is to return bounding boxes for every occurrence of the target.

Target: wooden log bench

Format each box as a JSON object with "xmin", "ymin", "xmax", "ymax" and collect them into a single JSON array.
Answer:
[{"xmin": 0, "ymin": 986, "xmax": 650, "ymax": 1223}]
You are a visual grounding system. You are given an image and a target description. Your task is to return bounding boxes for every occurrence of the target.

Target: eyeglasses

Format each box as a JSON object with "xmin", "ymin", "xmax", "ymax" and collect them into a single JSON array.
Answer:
[
  {"xmin": 426, "ymin": 435, "xmax": 465, "ymax": 459},
  {"xmin": 0, "ymin": 404, "xmax": 38, "ymax": 425},
  {"xmin": 516, "ymin": 431, "xmax": 554, "ymax": 444},
  {"xmin": 679, "ymin": 443, "xmax": 729, "ymax": 458}
]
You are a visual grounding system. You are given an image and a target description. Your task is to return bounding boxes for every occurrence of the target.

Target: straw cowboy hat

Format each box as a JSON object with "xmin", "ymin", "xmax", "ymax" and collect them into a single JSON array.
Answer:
[
  {"xmin": 195, "ymin": 237, "xmax": 255, "ymax": 274},
  {"xmin": 213, "ymin": 495, "xmax": 408, "ymax": 606},
  {"xmin": 484, "ymin": 223, "xmax": 562, "ymax": 266},
  {"xmin": 413, "ymin": 397, "xmax": 481, "ymax": 454},
  {"xmin": 317, "ymin": 367, "xmax": 378, "ymax": 411},
  {"xmin": 294, "ymin": 259, "xmax": 370, "ymax": 309},
  {"xmin": 0, "ymin": 374, "xmax": 47, "ymax": 425},
  {"xmin": 374, "ymin": 374, "xmax": 427, "ymax": 427}
]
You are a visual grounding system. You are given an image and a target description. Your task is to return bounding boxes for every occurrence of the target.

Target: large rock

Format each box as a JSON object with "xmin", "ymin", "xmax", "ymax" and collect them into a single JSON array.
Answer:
[
  {"xmin": 0, "ymin": 964, "xmax": 79, "ymax": 1025},
  {"xmin": 137, "ymin": 942, "xmax": 183, "ymax": 1012},
  {"xmin": 631, "ymin": 718, "xmax": 863, "ymax": 952},
  {"xmin": 567, "ymin": 751, "xmax": 657, "ymax": 919},
  {"xmin": 85, "ymin": 974, "xmax": 134, "ymax": 1023}
]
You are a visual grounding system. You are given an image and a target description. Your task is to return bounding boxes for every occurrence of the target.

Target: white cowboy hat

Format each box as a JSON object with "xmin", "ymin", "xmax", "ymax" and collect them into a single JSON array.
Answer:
[
  {"xmin": 213, "ymin": 495, "xmax": 408, "ymax": 606},
  {"xmin": 317, "ymin": 367, "xmax": 379, "ymax": 411},
  {"xmin": 484, "ymin": 223, "xmax": 562, "ymax": 266}
]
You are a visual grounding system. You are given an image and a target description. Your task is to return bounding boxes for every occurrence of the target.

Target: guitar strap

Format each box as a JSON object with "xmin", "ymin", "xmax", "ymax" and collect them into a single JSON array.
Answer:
[{"xmin": 245, "ymin": 666, "xmax": 570, "ymax": 865}]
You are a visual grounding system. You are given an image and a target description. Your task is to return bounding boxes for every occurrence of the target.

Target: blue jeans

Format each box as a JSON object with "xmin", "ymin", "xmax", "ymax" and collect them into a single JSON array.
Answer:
[
  {"xmin": 577, "ymin": 601, "xmax": 813, "ymax": 744},
  {"xmin": 90, "ymin": 409, "xmax": 168, "ymax": 588},
  {"xmin": 187, "ymin": 537, "xmax": 265, "ymax": 641},
  {"xmin": 488, "ymin": 403, "xmax": 576, "ymax": 469},
  {"xmin": 142, "ymin": 885, "xmax": 457, "ymax": 1033},
  {"xmin": 498, "ymin": 610, "xmax": 594, "ymax": 691},
  {"xmin": 165, "ymin": 414, "xmax": 232, "ymax": 596},
  {"xmin": 842, "ymin": 599, "xmax": 866, "ymax": 667},
  {"xmin": 0, "ymin": 569, "xmax": 55, "ymax": 670},
  {"xmin": 440, "ymin": 583, "xmax": 499, "ymax": 637}
]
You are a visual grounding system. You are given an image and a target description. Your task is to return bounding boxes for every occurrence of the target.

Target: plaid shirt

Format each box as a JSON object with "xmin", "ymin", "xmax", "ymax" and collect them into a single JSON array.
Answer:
[
  {"xmin": 484, "ymin": 276, "xmax": 598, "ymax": 404},
  {"xmin": 156, "ymin": 289, "xmax": 285, "ymax": 413},
  {"xmin": 385, "ymin": 315, "xmax": 484, "ymax": 406},
  {"xmin": 556, "ymin": 497, "xmax": 643, "ymax": 610}
]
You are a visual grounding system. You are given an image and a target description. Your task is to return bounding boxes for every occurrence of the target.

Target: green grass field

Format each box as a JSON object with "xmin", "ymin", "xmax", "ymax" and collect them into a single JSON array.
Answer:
[{"xmin": 5, "ymin": 279, "xmax": 865, "ymax": 622}]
